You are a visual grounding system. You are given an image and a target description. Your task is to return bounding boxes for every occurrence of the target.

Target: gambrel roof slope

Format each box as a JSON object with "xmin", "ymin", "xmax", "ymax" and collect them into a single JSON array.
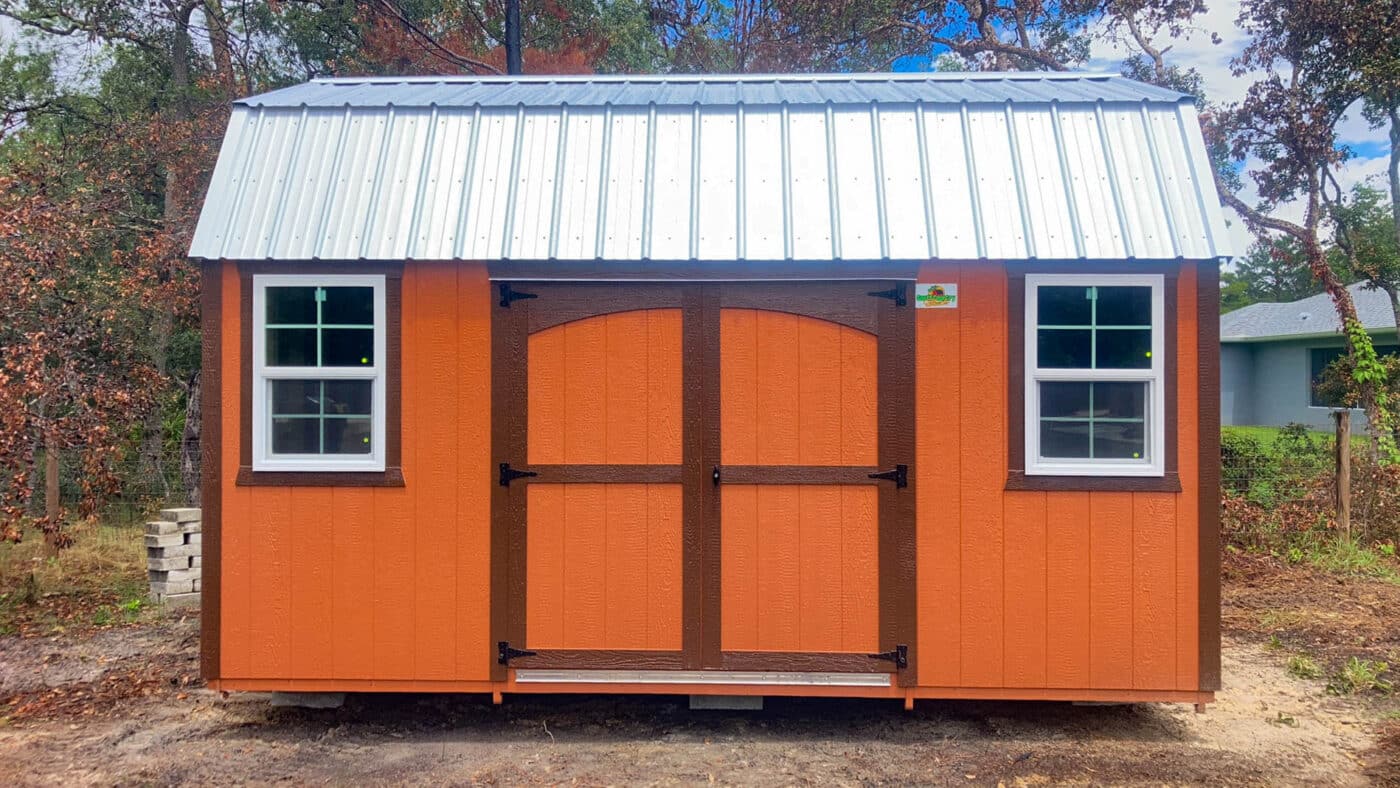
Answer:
[{"xmin": 190, "ymin": 72, "xmax": 1233, "ymax": 263}]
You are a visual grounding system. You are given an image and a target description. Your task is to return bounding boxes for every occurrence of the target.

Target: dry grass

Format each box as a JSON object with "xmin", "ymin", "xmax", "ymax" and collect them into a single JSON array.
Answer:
[{"xmin": 0, "ymin": 519, "xmax": 148, "ymax": 636}]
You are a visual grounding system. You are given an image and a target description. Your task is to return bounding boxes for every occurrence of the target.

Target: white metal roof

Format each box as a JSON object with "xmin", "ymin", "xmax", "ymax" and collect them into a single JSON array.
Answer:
[{"xmin": 189, "ymin": 72, "xmax": 1233, "ymax": 263}]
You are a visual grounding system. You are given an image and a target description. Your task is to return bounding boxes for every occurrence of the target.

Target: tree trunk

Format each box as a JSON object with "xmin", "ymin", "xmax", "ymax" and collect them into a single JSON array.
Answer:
[
  {"xmin": 44, "ymin": 443, "xmax": 59, "ymax": 524},
  {"xmin": 204, "ymin": 0, "xmax": 236, "ymax": 96}
]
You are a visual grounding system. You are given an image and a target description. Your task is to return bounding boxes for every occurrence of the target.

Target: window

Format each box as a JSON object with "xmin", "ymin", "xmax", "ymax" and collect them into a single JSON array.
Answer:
[
  {"xmin": 1310, "ymin": 345, "xmax": 1399, "ymax": 408},
  {"xmin": 1025, "ymin": 274, "xmax": 1165, "ymax": 477},
  {"xmin": 252, "ymin": 275, "xmax": 386, "ymax": 472}
]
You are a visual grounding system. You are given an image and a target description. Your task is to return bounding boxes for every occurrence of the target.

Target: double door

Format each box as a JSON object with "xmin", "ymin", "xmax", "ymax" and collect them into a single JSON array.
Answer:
[{"xmin": 490, "ymin": 281, "xmax": 914, "ymax": 684}]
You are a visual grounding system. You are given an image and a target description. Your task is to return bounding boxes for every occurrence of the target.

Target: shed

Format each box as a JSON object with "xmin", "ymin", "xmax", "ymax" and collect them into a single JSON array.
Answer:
[{"xmin": 190, "ymin": 72, "xmax": 1229, "ymax": 706}]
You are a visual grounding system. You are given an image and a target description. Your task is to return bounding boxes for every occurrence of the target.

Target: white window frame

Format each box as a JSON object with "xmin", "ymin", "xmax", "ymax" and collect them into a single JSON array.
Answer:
[
  {"xmin": 251, "ymin": 274, "xmax": 386, "ymax": 473},
  {"xmin": 1025, "ymin": 273, "xmax": 1166, "ymax": 477}
]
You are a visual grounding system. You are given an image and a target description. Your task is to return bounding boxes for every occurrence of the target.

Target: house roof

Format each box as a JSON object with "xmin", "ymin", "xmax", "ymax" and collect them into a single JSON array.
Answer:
[
  {"xmin": 1220, "ymin": 283, "xmax": 1398, "ymax": 342},
  {"xmin": 189, "ymin": 72, "xmax": 1233, "ymax": 264}
]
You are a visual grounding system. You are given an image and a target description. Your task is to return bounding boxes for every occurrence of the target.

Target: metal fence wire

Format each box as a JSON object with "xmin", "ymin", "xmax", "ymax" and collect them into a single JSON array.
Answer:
[{"xmin": 31, "ymin": 443, "xmax": 198, "ymax": 529}]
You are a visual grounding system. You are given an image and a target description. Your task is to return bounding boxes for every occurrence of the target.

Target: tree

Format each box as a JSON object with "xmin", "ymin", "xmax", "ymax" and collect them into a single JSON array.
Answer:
[
  {"xmin": 1220, "ymin": 237, "xmax": 1317, "ymax": 312},
  {"xmin": 1207, "ymin": 0, "xmax": 1397, "ymax": 452},
  {"xmin": 1332, "ymin": 185, "xmax": 1400, "ymax": 332}
]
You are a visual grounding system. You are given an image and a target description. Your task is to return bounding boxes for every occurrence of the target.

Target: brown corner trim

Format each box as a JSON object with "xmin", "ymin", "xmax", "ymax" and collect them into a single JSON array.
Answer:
[
  {"xmin": 199, "ymin": 260, "xmax": 223, "ymax": 682},
  {"xmin": 237, "ymin": 262, "xmax": 403, "ymax": 489},
  {"xmin": 1005, "ymin": 471, "xmax": 1181, "ymax": 492},
  {"xmin": 1006, "ymin": 265, "xmax": 1181, "ymax": 494},
  {"xmin": 236, "ymin": 467, "xmax": 405, "ymax": 487},
  {"xmin": 1197, "ymin": 260, "xmax": 1222, "ymax": 692}
]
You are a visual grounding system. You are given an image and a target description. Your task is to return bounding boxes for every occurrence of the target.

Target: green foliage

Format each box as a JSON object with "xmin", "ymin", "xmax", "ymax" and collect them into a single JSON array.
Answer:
[
  {"xmin": 1327, "ymin": 658, "xmax": 1393, "ymax": 696},
  {"xmin": 1220, "ymin": 237, "xmax": 1318, "ymax": 313},
  {"xmin": 1288, "ymin": 654, "xmax": 1322, "ymax": 679}
]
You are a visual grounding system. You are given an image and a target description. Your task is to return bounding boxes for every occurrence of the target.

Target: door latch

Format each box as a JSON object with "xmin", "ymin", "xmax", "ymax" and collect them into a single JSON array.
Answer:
[
  {"xmin": 867, "ymin": 644, "xmax": 908, "ymax": 669},
  {"xmin": 499, "ymin": 462, "xmax": 538, "ymax": 487},
  {"xmin": 867, "ymin": 464, "xmax": 908, "ymax": 488},
  {"xmin": 712, "ymin": 465, "xmax": 720, "ymax": 486},
  {"xmin": 498, "ymin": 641, "xmax": 537, "ymax": 665}
]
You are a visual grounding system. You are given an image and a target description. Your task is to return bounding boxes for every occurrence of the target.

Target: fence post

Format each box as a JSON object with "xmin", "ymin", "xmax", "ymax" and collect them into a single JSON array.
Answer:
[{"xmin": 1334, "ymin": 409, "xmax": 1351, "ymax": 541}]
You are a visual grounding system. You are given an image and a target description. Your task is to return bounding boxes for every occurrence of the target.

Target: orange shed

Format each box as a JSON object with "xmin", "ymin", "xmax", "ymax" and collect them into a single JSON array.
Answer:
[{"xmin": 189, "ymin": 72, "xmax": 1229, "ymax": 707}]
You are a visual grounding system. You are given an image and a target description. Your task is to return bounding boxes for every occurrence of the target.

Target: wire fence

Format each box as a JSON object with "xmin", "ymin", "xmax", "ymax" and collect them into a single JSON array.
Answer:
[{"xmin": 31, "ymin": 443, "xmax": 198, "ymax": 529}]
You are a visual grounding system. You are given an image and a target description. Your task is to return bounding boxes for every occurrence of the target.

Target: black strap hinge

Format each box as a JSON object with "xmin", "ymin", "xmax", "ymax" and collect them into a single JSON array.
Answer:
[
  {"xmin": 867, "ymin": 644, "xmax": 908, "ymax": 669},
  {"xmin": 498, "ymin": 282, "xmax": 538, "ymax": 309},
  {"xmin": 867, "ymin": 464, "xmax": 908, "ymax": 488},
  {"xmin": 866, "ymin": 283, "xmax": 906, "ymax": 307},
  {"xmin": 498, "ymin": 641, "xmax": 537, "ymax": 665},
  {"xmin": 499, "ymin": 462, "xmax": 538, "ymax": 487}
]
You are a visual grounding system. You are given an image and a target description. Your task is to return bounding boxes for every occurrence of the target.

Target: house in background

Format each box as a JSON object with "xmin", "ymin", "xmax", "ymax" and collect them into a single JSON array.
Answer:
[{"xmin": 1221, "ymin": 283, "xmax": 1398, "ymax": 430}]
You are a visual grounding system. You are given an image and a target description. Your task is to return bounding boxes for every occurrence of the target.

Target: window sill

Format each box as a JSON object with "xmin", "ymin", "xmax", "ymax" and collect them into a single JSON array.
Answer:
[
  {"xmin": 1005, "ymin": 470, "xmax": 1181, "ymax": 493},
  {"xmin": 236, "ymin": 466, "xmax": 405, "ymax": 487}
]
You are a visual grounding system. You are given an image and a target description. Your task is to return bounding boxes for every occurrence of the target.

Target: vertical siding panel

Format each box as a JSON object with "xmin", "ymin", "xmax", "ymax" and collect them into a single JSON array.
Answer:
[
  {"xmin": 564, "ymin": 319, "xmax": 607, "ymax": 463},
  {"xmin": 456, "ymin": 263, "xmax": 492, "ymax": 679},
  {"xmin": 1046, "ymin": 492, "xmax": 1091, "ymax": 687},
  {"xmin": 1003, "ymin": 490, "xmax": 1048, "ymax": 687},
  {"xmin": 719, "ymin": 308, "xmax": 758, "ymax": 465},
  {"xmin": 527, "ymin": 327, "xmax": 566, "ymax": 464},
  {"xmin": 220, "ymin": 262, "xmax": 250, "ymax": 678},
  {"xmin": 755, "ymin": 312, "xmax": 801, "ymax": 464},
  {"xmin": 720, "ymin": 485, "xmax": 759, "ymax": 650},
  {"xmin": 958, "ymin": 265, "xmax": 1005, "ymax": 686},
  {"xmin": 756, "ymin": 486, "xmax": 801, "ymax": 650},
  {"xmin": 1175, "ymin": 265, "xmax": 1201, "ymax": 690},
  {"xmin": 916, "ymin": 262, "xmax": 962, "ymax": 686},
  {"xmin": 839, "ymin": 326, "xmax": 878, "ymax": 466},
  {"xmin": 414, "ymin": 264, "xmax": 457, "ymax": 679},
  {"xmin": 248, "ymin": 487, "xmax": 291, "ymax": 677},
  {"xmin": 289, "ymin": 487, "xmax": 334, "ymax": 678},
  {"xmin": 562, "ymin": 485, "xmax": 606, "ymax": 648},
  {"xmin": 604, "ymin": 484, "xmax": 649, "ymax": 648},
  {"xmin": 374, "ymin": 267, "xmax": 415, "ymax": 679},
  {"xmin": 1089, "ymin": 491, "xmax": 1134, "ymax": 688},
  {"xmin": 798, "ymin": 486, "xmax": 843, "ymax": 650},
  {"xmin": 331, "ymin": 487, "xmax": 374, "ymax": 678},
  {"xmin": 1133, "ymin": 492, "xmax": 1177, "ymax": 689},
  {"xmin": 796, "ymin": 318, "xmax": 843, "ymax": 464},
  {"xmin": 840, "ymin": 486, "xmax": 879, "ymax": 652},
  {"xmin": 647, "ymin": 484, "xmax": 683, "ymax": 650},
  {"xmin": 647, "ymin": 310, "xmax": 683, "ymax": 464},
  {"xmin": 525, "ymin": 485, "xmax": 566, "ymax": 648},
  {"xmin": 605, "ymin": 313, "xmax": 649, "ymax": 463}
]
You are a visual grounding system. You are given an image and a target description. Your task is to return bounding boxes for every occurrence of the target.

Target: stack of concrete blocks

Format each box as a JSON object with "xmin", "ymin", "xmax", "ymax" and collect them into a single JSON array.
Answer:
[{"xmin": 147, "ymin": 507, "xmax": 202, "ymax": 607}]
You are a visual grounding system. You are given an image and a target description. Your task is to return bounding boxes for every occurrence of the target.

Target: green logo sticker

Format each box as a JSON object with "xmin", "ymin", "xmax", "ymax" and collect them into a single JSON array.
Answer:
[{"xmin": 914, "ymin": 283, "xmax": 958, "ymax": 309}]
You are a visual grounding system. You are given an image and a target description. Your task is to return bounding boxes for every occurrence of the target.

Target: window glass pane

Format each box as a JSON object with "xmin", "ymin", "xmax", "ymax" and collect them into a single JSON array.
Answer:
[
  {"xmin": 1093, "ymin": 422, "xmax": 1146, "ymax": 459},
  {"xmin": 270, "ymin": 380, "xmax": 321, "ymax": 415},
  {"xmin": 271, "ymin": 417, "xmax": 319, "ymax": 454},
  {"xmin": 1040, "ymin": 420, "xmax": 1091, "ymax": 458},
  {"xmin": 266, "ymin": 287, "xmax": 317, "ymax": 324},
  {"xmin": 1041, "ymin": 382, "xmax": 1090, "ymax": 418},
  {"xmin": 1093, "ymin": 382, "xmax": 1146, "ymax": 420},
  {"xmin": 324, "ymin": 418, "xmax": 372, "ymax": 454},
  {"xmin": 1038, "ymin": 286, "xmax": 1091, "ymax": 326},
  {"xmin": 1096, "ymin": 329, "xmax": 1152, "ymax": 369},
  {"xmin": 1038, "ymin": 329, "xmax": 1091, "ymax": 368},
  {"xmin": 1095, "ymin": 286, "xmax": 1152, "ymax": 326},
  {"xmin": 267, "ymin": 328, "xmax": 316, "ymax": 366},
  {"xmin": 322, "ymin": 286, "xmax": 374, "ymax": 326},
  {"xmin": 324, "ymin": 381, "xmax": 372, "ymax": 415},
  {"xmin": 322, "ymin": 329, "xmax": 374, "ymax": 367}
]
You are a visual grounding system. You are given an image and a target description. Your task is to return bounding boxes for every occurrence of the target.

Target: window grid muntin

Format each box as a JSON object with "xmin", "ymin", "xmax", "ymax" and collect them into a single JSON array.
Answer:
[
  {"xmin": 1026, "ymin": 274, "xmax": 1165, "ymax": 476},
  {"xmin": 268, "ymin": 379, "xmax": 374, "ymax": 455},
  {"xmin": 252, "ymin": 275, "xmax": 386, "ymax": 472},
  {"xmin": 265, "ymin": 285, "xmax": 375, "ymax": 369}
]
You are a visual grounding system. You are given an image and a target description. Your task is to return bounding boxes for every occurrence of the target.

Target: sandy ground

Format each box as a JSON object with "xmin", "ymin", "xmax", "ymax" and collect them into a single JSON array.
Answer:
[{"xmin": 0, "ymin": 609, "xmax": 1392, "ymax": 786}]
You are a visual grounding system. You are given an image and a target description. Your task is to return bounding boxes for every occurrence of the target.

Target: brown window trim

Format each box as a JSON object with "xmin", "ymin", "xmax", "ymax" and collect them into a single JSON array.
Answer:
[
  {"xmin": 1006, "ymin": 262, "xmax": 1180, "ymax": 494},
  {"xmin": 237, "ymin": 261, "xmax": 404, "ymax": 487}
]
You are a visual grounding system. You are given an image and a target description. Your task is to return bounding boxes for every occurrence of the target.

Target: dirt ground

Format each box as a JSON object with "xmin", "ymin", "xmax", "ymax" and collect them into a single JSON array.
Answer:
[{"xmin": 1, "ymin": 555, "xmax": 1397, "ymax": 786}]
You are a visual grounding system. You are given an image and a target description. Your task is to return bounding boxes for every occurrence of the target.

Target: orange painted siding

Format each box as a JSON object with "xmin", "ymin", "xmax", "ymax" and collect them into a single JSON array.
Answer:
[
  {"xmin": 215, "ymin": 260, "xmax": 1204, "ymax": 696},
  {"xmin": 218, "ymin": 262, "xmax": 493, "ymax": 681},
  {"xmin": 914, "ymin": 261, "xmax": 1202, "ymax": 693}
]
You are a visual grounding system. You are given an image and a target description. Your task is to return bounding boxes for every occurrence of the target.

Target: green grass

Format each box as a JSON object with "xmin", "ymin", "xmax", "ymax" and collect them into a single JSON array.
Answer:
[
  {"xmin": 1294, "ymin": 534, "xmax": 1400, "ymax": 584},
  {"xmin": 1223, "ymin": 424, "xmax": 1368, "ymax": 451}
]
